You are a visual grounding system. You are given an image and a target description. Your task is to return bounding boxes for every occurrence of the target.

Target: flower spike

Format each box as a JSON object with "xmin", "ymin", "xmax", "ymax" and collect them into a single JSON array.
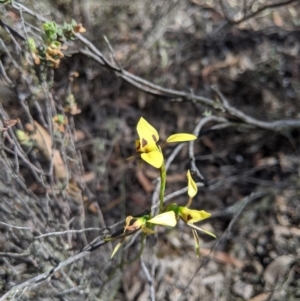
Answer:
[{"xmin": 187, "ymin": 170, "xmax": 197, "ymax": 200}]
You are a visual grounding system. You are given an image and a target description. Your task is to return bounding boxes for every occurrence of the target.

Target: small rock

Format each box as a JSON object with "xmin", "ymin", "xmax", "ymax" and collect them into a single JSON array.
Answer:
[
  {"xmin": 232, "ymin": 280, "xmax": 254, "ymax": 299},
  {"xmin": 263, "ymin": 255, "xmax": 294, "ymax": 287}
]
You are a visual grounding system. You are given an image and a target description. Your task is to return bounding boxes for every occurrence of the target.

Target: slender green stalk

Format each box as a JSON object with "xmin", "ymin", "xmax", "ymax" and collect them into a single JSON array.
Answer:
[{"xmin": 159, "ymin": 161, "xmax": 166, "ymax": 213}]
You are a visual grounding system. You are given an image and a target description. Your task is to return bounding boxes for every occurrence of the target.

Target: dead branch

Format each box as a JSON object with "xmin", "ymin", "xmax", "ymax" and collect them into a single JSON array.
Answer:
[
  {"xmin": 7, "ymin": 1, "xmax": 300, "ymax": 135},
  {"xmin": 212, "ymin": 86, "xmax": 300, "ymax": 132},
  {"xmin": 0, "ymin": 228, "xmax": 122, "ymax": 301},
  {"xmin": 236, "ymin": 0, "xmax": 297, "ymax": 24},
  {"xmin": 77, "ymin": 38, "xmax": 300, "ymax": 134}
]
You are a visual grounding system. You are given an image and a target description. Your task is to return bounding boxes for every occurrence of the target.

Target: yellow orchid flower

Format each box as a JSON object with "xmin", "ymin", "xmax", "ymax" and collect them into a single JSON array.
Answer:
[
  {"xmin": 125, "ymin": 211, "xmax": 177, "ymax": 234},
  {"xmin": 124, "ymin": 211, "xmax": 177, "ymax": 234},
  {"xmin": 178, "ymin": 206, "xmax": 210, "ymax": 223},
  {"xmin": 166, "ymin": 203, "xmax": 216, "ymax": 257},
  {"xmin": 178, "ymin": 206, "xmax": 216, "ymax": 257},
  {"xmin": 111, "ymin": 211, "xmax": 177, "ymax": 258},
  {"xmin": 136, "ymin": 117, "xmax": 162, "ymax": 168},
  {"xmin": 136, "ymin": 117, "xmax": 197, "ymax": 168}
]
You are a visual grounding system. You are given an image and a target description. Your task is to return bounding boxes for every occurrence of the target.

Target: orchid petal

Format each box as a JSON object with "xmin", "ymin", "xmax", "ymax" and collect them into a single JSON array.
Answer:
[
  {"xmin": 166, "ymin": 133, "xmax": 197, "ymax": 143},
  {"xmin": 178, "ymin": 207, "xmax": 211, "ymax": 223},
  {"xmin": 187, "ymin": 223, "xmax": 217, "ymax": 238},
  {"xmin": 141, "ymin": 226, "xmax": 156, "ymax": 234},
  {"xmin": 187, "ymin": 170, "xmax": 198, "ymax": 199},
  {"xmin": 125, "ymin": 216, "xmax": 133, "ymax": 225},
  {"xmin": 111, "ymin": 241, "xmax": 124, "ymax": 258},
  {"xmin": 135, "ymin": 140, "xmax": 141, "ymax": 152},
  {"xmin": 141, "ymin": 151, "xmax": 163, "ymax": 168},
  {"xmin": 124, "ymin": 216, "xmax": 134, "ymax": 232},
  {"xmin": 148, "ymin": 211, "xmax": 177, "ymax": 227},
  {"xmin": 125, "ymin": 216, "xmax": 146, "ymax": 232},
  {"xmin": 191, "ymin": 228, "xmax": 200, "ymax": 257},
  {"xmin": 137, "ymin": 117, "xmax": 160, "ymax": 152}
]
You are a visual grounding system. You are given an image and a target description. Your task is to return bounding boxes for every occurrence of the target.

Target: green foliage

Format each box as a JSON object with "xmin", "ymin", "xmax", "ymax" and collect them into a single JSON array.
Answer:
[
  {"xmin": 42, "ymin": 19, "xmax": 84, "ymax": 44},
  {"xmin": 42, "ymin": 21, "xmax": 59, "ymax": 43},
  {"xmin": 27, "ymin": 20, "xmax": 85, "ymax": 69}
]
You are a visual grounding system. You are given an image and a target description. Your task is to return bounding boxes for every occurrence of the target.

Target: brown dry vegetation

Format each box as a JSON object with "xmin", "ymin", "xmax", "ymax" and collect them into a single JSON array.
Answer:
[{"xmin": 0, "ymin": 0, "xmax": 300, "ymax": 300}]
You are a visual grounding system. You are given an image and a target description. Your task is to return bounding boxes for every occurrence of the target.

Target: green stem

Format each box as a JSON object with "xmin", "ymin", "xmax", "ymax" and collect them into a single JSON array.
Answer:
[
  {"xmin": 124, "ymin": 233, "xmax": 146, "ymax": 264},
  {"xmin": 159, "ymin": 161, "xmax": 166, "ymax": 213}
]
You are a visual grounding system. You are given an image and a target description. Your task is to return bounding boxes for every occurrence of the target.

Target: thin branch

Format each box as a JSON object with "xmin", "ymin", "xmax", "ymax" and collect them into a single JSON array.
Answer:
[
  {"xmin": 0, "ymin": 61, "xmax": 14, "ymax": 86},
  {"xmin": 163, "ymin": 182, "xmax": 204, "ymax": 204},
  {"xmin": 189, "ymin": 116, "xmax": 228, "ymax": 180},
  {"xmin": 9, "ymin": 1, "xmax": 300, "ymax": 134},
  {"xmin": 211, "ymin": 191, "xmax": 267, "ymax": 218},
  {"xmin": 0, "ymin": 250, "xmax": 91, "ymax": 301},
  {"xmin": 211, "ymin": 86, "xmax": 300, "ymax": 132},
  {"xmin": 34, "ymin": 228, "xmax": 105, "ymax": 239},
  {"xmin": 0, "ymin": 252, "xmax": 30, "ymax": 258},
  {"xmin": 235, "ymin": 0, "xmax": 297, "ymax": 24},
  {"xmin": 78, "ymin": 46, "xmax": 215, "ymax": 106},
  {"xmin": 218, "ymin": 0, "xmax": 296, "ymax": 25},
  {"xmin": 79, "ymin": 44, "xmax": 300, "ymax": 134},
  {"xmin": 0, "ymin": 227, "xmax": 134, "ymax": 300},
  {"xmin": 151, "ymin": 182, "xmax": 205, "ymax": 211},
  {"xmin": 0, "ymin": 221, "xmax": 33, "ymax": 231},
  {"xmin": 103, "ymin": 35, "xmax": 123, "ymax": 71},
  {"xmin": 141, "ymin": 258, "xmax": 156, "ymax": 301},
  {"xmin": 12, "ymin": 2, "xmax": 48, "ymax": 23}
]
